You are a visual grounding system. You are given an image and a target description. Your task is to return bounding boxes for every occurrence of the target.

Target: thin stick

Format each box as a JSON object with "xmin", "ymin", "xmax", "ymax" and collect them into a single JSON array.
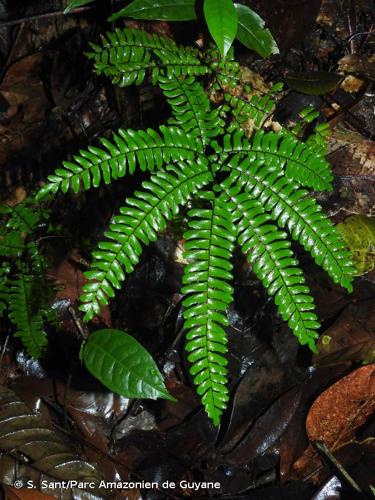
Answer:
[
  {"xmin": 0, "ymin": 6, "xmax": 94, "ymax": 29},
  {"xmin": 314, "ymin": 441, "xmax": 362, "ymax": 494}
]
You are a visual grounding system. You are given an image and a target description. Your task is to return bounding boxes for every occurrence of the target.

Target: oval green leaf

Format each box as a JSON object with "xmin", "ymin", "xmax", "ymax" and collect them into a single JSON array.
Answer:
[
  {"xmin": 81, "ymin": 329, "xmax": 176, "ymax": 401},
  {"xmin": 285, "ymin": 71, "xmax": 342, "ymax": 95},
  {"xmin": 64, "ymin": 0, "xmax": 95, "ymax": 14},
  {"xmin": 204, "ymin": 0, "xmax": 238, "ymax": 59},
  {"xmin": 109, "ymin": 0, "xmax": 197, "ymax": 21},
  {"xmin": 234, "ymin": 3, "xmax": 279, "ymax": 58}
]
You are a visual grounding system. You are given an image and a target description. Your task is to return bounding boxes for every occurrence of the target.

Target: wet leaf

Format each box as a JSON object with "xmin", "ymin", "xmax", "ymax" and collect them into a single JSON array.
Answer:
[
  {"xmin": 64, "ymin": 0, "xmax": 95, "ymax": 14},
  {"xmin": 305, "ymin": 365, "xmax": 375, "ymax": 447},
  {"xmin": 0, "ymin": 385, "xmax": 104, "ymax": 496},
  {"xmin": 109, "ymin": 0, "xmax": 197, "ymax": 22},
  {"xmin": 204, "ymin": 0, "xmax": 238, "ymax": 59},
  {"xmin": 285, "ymin": 71, "xmax": 342, "ymax": 95},
  {"xmin": 234, "ymin": 3, "xmax": 279, "ymax": 58},
  {"xmin": 314, "ymin": 299, "xmax": 375, "ymax": 366},
  {"xmin": 336, "ymin": 215, "xmax": 375, "ymax": 275},
  {"xmin": 292, "ymin": 365, "xmax": 375, "ymax": 480},
  {"xmin": 81, "ymin": 329, "xmax": 176, "ymax": 401},
  {"xmin": 3, "ymin": 485, "xmax": 55, "ymax": 500}
]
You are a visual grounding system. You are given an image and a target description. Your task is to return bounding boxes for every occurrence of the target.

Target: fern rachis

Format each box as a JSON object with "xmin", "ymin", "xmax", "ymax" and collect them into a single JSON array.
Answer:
[{"xmin": 33, "ymin": 27, "xmax": 355, "ymax": 425}]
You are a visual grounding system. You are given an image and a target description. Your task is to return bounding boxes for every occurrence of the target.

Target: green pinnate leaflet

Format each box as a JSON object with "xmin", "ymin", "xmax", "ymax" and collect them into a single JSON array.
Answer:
[{"xmin": 35, "ymin": 27, "xmax": 355, "ymax": 425}]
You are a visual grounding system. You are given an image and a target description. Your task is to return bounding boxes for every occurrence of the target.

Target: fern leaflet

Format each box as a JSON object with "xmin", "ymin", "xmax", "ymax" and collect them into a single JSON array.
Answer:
[
  {"xmin": 80, "ymin": 161, "xmax": 212, "ymax": 320},
  {"xmin": 182, "ymin": 193, "xmax": 235, "ymax": 425}
]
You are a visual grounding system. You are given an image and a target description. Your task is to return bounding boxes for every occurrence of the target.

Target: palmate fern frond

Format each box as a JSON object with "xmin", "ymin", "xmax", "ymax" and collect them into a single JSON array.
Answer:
[
  {"xmin": 159, "ymin": 76, "xmax": 224, "ymax": 146},
  {"xmin": 182, "ymin": 193, "xmax": 235, "ymax": 425},
  {"xmin": 221, "ymin": 129, "xmax": 333, "ymax": 191},
  {"xmin": 36, "ymin": 126, "xmax": 201, "ymax": 199},
  {"xmin": 80, "ymin": 160, "xmax": 213, "ymax": 320},
  {"xmin": 87, "ymin": 28, "xmax": 209, "ymax": 87},
  {"xmin": 8, "ymin": 270, "xmax": 47, "ymax": 358},
  {"xmin": 228, "ymin": 157, "xmax": 356, "ymax": 291},
  {"xmin": 222, "ymin": 183, "xmax": 320, "ymax": 349}
]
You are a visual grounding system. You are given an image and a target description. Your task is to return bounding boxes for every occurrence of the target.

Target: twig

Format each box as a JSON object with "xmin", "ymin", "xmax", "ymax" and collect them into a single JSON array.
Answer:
[
  {"xmin": 314, "ymin": 441, "xmax": 363, "ymax": 495},
  {"xmin": 0, "ymin": 6, "xmax": 94, "ymax": 29}
]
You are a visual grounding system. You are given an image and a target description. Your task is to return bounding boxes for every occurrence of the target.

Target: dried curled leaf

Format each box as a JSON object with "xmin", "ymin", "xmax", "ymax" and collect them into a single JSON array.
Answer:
[{"xmin": 0, "ymin": 385, "xmax": 105, "ymax": 498}]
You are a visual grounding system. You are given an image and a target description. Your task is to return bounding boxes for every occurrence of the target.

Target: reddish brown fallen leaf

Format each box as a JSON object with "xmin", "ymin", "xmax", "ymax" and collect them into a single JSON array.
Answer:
[
  {"xmin": 306, "ymin": 364, "xmax": 375, "ymax": 447},
  {"xmin": 292, "ymin": 364, "xmax": 375, "ymax": 480},
  {"xmin": 3, "ymin": 485, "xmax": 55, "ymax": 500}
]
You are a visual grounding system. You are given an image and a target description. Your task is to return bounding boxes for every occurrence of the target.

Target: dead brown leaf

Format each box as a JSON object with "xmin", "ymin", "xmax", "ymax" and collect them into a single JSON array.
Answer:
[{"xmin": 292, "ymin": 364, "xmax": 375, "ymax": 480}]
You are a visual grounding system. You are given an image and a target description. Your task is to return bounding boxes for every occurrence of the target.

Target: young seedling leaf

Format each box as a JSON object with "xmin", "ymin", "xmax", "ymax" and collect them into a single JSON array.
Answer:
[
  {"xmin": 64, "ymin": 0, "xmax": 95, "ymax": 14},
  {"xmin": 109, "ymin": 0, "xmax": 197, "ymax": 21},
  {"xmin": 204, "ymin": 0, "xmax": 238, "ymax": 59},
  {"xmin": 82, "ymin": 329, "xmax": 176, "ymax": 401},
  {"xmin": 234, "ymin": 3, "xmax": 279, "ymax": 58}
]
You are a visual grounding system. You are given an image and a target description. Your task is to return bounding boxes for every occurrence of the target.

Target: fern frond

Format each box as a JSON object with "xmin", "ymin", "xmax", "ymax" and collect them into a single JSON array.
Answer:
[
  {"xmin": 226, "ymin": 93, "xmax": 276, "ymax": 132},
  {"xmin": 221, "ymin": 129, "xmax": 333, "ymax": 191},
  {"xmin": 159, "ymin": 75, "xmax": 224, "ymax": 146},
  {"xmin": 0, "ymin": 201, "xmax": 43, "ymax": 256},
  {"xmin": 229, "ymin": 157, "xmax": 355, "ymax": 291},
  {"xmin": 182, "ymin": 193, "xmax": 235, "ymax": 426},
  {"xmin": 0, "ymin": 263, "xmax": 10, "ymax": 317},
  {"xmin": 36, "ymin": 127, "xmax": 201, "ymax": 199},
  {"xmin": 80, "ymin": 161, "xmax": 213, "ymax": 321},
  {"xmin": 87, "ymin": 28, "xmax": 209, "ymax": 87},
  {"xmin": 8, "ymin": 270, "xmax": 47, "ymax": 358},
  {"xmin": 222, "ymin": 183, "xmax": 320, "ymax": 350}
]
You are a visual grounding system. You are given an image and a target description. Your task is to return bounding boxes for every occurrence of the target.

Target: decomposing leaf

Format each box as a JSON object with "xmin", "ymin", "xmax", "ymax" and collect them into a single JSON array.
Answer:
[
  {"xmin": 292, "ymin": 365, "xmax": 375, "ymax": 480},
  {"xmin": 306, "ymin": 365, "xmax": 375, "ymax": 447},
  {"xmin": 336, "ymin": 215, "xmax": 375, "ymax": 275},
  {"xmin": 314, "ymin": 299, "xmax": 375, "ymax": 366},
  {"xmin": 285, "ymin": 71, "xmax": 342, "ymax": 95},
  {"xmin": 3, "ymin": 485, "xmax": 55, "ymax": 500},
  {"xmin": 0, "ymin": 385, "xmax": 105, "ymax": 497}
]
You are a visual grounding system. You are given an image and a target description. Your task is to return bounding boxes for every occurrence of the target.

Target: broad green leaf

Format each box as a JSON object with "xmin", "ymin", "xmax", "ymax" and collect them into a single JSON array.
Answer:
[
  {"xmin": 81, "ymin": 329, "xmax": 176, "ymax": 401},
  {"xmin": 204, "ymin": 0, "xmax": 238, "ymax": 59},
  {"xmin": 336, "ymin": 215, "xmax": 375, "ymax": 275},
  {"xmin": 285, "ymin": 71, "xmax": 342, "ymax": 95},
  {"xmin": 234, "ymin": 3, "xmax": 279, "ymax": 58},
  {"xmin": 109, "ymin": 0, "xmax": 197, "ymax": 21},
  {"xmin": 64, "ymin": 0, "xmax": 94, "ymax": 14}
]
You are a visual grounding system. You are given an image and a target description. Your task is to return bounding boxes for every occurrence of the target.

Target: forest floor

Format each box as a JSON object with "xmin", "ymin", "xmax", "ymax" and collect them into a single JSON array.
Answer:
[{"xmin": 0, "ymin": 0, "xmax": 374, "ymax": 499}]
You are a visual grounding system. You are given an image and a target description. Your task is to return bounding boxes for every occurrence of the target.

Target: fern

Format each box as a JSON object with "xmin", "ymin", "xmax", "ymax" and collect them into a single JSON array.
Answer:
[
  {"xmin": 8, "ymin": 270, "xmax": 47, "ymax": 358},
  {"xmin": 0, "ymin": 200, "xmax": 52, "ymax": 357},
  {"xmin": 80, "ymin": 161, "xmax": 212, "ymax": 319},
  {"xmin": 182, "ymin": 193, "xmax": 235, "ymax": 424},
  {"xmin": 34, "ymin": 28, "xmax": 356, "ymax": 426},
  {"xmin": 0, "ymin": 263, "xmax": 10, "ymax": 317},
  {"xmin": 87, "ymin": 28, "xmax": 209, "ymax": 87}
]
